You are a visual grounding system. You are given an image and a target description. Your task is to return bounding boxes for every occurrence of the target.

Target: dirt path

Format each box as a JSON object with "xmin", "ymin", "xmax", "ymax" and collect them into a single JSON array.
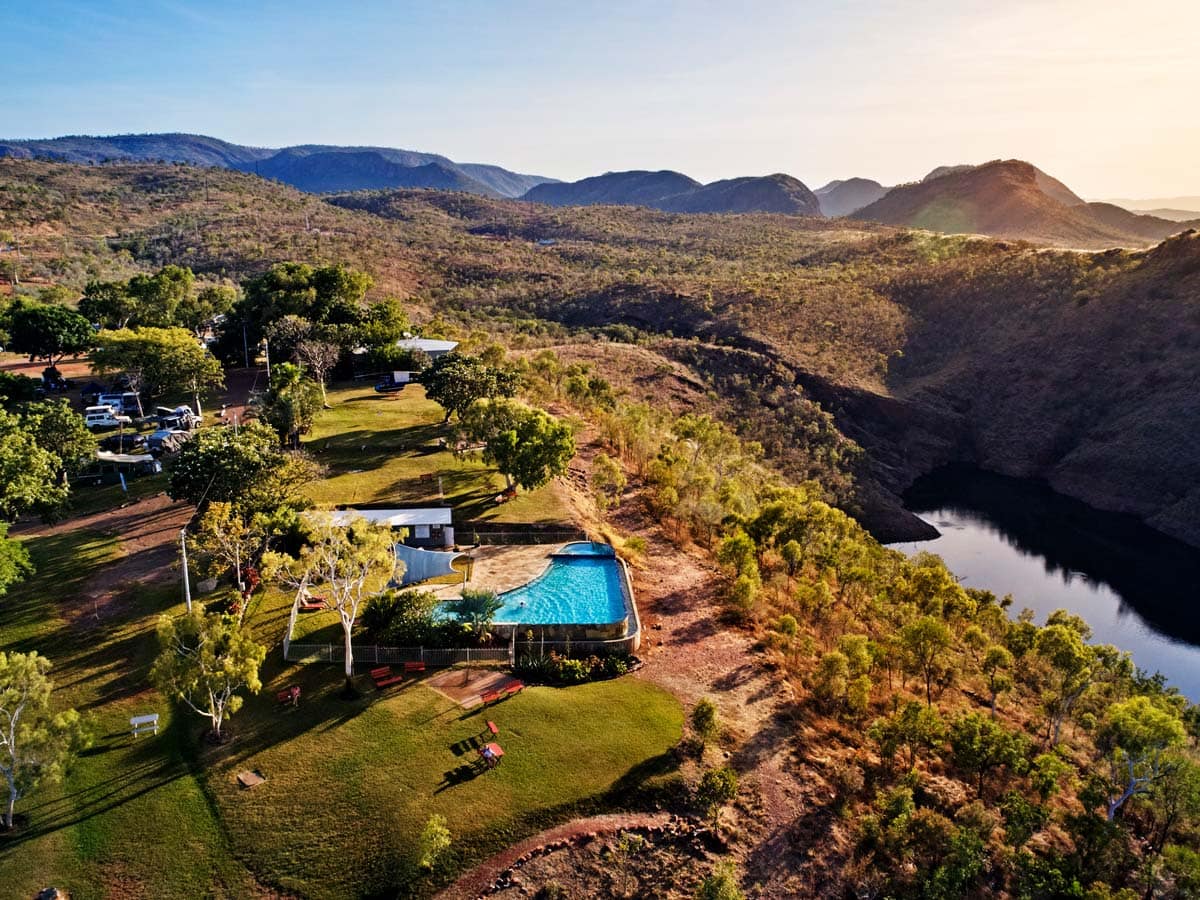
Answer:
[
  {"xmin": 436, "ymin": 812, "xmax": 674, "ymax": 900},
  {"xmin": 16, "ymin": 492, "xmax": 194, "ymax": 622}
]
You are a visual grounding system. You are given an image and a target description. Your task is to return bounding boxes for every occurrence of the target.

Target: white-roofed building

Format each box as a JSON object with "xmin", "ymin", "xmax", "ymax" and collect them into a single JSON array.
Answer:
[
  {"xmin": 394, "ymin": 337, "xmax": 459, "ymax": 358},
  {"xmin": 331, "ymin": 507, "xmax": 454, "ymax": 547}
]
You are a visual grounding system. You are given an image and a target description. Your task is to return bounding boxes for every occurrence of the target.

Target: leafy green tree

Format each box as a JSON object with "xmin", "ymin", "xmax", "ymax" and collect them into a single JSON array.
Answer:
[
  {"xmin": 590, "ymin": 452, "xmax": 626, "ymax": 512},
  {"xmin": 356, "ymin": 297, "xmax": 410, "ymax": 348},
  {"xmin": 981, "ymin": 644, "xmax": 1014, "ymax": 717},
  {"xmin": 1030, "ymin": 751, "xmax": 1072, "ymax": 801},
  {"xmin": 870, "ymin": 700, "xmax": 945, "ymax": 769},
  {"xmin": 259, "ymin": 362, "xmax": 323, "ymax": 448},
  {"xmin": 0, "ymin": 651, "xmax": 92, "ymax": 829},
  {"xmin": 416, "ymin": 813, "xmax": 451, "ymax": 870},
  {"xmin": 168, "ymin": 420, "xmax": 317, "ymax": 516},
  {"xmin": 1035, "ymin": 621, "xmax": 1096, "ymax": 745},
  {"xmin": 361, "ymin": 589, "xmax": 442, "ymax": 645},
  {"xmin": 0, "ymin": 372, "xmax": 41, "ymax": 410},
  {"xmin": 178, "ymin": 283, "xmax": 237, "ymax": 336},
  {"xmin": 262, "ymin": 512, "xmax": 398, "ymax": 690},
  {"xmin": 234, "ymin": 262, "xmax": 371, "ymax": 349},
  {"xmin": 0, "ymin": 409, "xmax": 68, "ymax": 519},
  {"xmin": 0, "ymin": 524, "xmax": 33, "ymax": 599},
  {"xmin": 900, "ymin": 615, "xmax": 953, "ymax": 706},
  {"xmin": 691, "ymin": 697, "xmax": 720, "ymax": 748},
  {"xmin": 482, "ymin": 406, "xmax": 575, "ymax": 492},
  {"xmin": 93, "ymin": 326, "xmax": 225, "ymax": 415},
  {"xmin": 420, "ymin": 354, "xmax": 518, "ymax": 422},
  {"xmin": 21, "ymin": 399, "xmax": 96, "ymax": 480},
  {"xmin": 696, "ymin": 859, "xmax": 744, "ymax": 900},
  {"xmin": 5, "ymin": 302, "xmax": 94, "ymax": 367},
  {"xmin": 949, "ymin": 712, "xmax": 1030, "ymax": 797},
  {"xmin": 80, "ymin": 279, "xmax": 137, "ymax": 329},
  {"xmin": 1097, "ymin": 695, "xmax": 1187, "ymax": 820},
  {"xmin": 696, "ymin": 766, "xmax": 738, "ymax": 819},
  {"xmin": 125, "ymin": 265, "xmax": 195, "ymax": 326},
  {"xmin": 813, "ymin": 650, "xmax": 850, "ymax": 712},
  {"xmin": 189, "ymin": 502, "xmax": 270, "ymax": 623},
  {"xmin": 1144, "ymin": 756, "xmax": 1200, "ymax": 854},
  {"xmin": 151, "ymin": 609, "xmax": 266, "ymax": 741},
  {"xmin": 1000, "ymin": 790, "xmax": 1049, "ymax": 848}
]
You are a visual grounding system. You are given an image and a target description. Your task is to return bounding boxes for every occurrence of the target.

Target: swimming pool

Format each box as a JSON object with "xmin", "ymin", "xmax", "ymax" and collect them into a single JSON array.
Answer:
[{"xmin": 493, "ymin": 543, "xmax": 629, "ymax": 625}]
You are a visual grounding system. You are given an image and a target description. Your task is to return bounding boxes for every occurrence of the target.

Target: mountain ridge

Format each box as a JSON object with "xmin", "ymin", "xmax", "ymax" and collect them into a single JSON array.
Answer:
[
  {"xmin": 522, "ymin": 169, "xmax": 821, "ymax": 216},
  {"xmin": 854, "ymin": 159, "xmax": 1197, "ymax": 249},
  {"xmin": 0, "ymin": 132, "xmax": 556, "ymax": 198}
]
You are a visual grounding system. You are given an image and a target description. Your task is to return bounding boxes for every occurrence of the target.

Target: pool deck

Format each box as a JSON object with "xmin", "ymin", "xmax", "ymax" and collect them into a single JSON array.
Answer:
[{"xmin": 424, "ymin": 544, "xmax": 555, "ymax": 601}]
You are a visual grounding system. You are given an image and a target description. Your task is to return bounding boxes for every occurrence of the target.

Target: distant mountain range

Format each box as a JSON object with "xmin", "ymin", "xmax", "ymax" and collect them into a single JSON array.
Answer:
[
  {"xmin": 851, "ymin": 160, "xmax": 1199, "ymax": 250},
  {"xmin": 521, "ymin": 170, "xmax": 822, "ymax": 216},
  {"xmin": 1098, "ymin": 196, "xmax": 1200, "ymax": 222},
  {"xmin": 0, "ymin": 133, "xmax": 556, "ymax": 198},
  {"xmin": 1, "ymin": 133, "xmax": 1195, "ymax": 248}
]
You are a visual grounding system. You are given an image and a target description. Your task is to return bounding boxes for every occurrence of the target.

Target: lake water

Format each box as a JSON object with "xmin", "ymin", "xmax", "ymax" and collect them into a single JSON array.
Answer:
[{"xmin": 890, "ymin": 467, "xmax": 1200, "ymax": 700}]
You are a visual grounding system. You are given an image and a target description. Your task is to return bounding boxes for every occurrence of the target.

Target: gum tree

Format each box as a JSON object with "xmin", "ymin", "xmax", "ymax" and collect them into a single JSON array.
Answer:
[
  {"xmin": 0, "ymin": 652, "xmax": 91, "ymax": 829},
  {"xmin": 262, "ymin": 512, "xmax": 398, "ymax": 693},
  {"xmin": 151, "ymin": 609, "xmax": 266, "ymax": 742}
]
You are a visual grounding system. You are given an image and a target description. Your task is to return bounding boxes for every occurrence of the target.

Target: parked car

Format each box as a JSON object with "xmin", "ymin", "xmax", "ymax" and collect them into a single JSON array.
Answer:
[{"xmin": 84, "ymin": 406, "xmax": 133, "ymax": 430}]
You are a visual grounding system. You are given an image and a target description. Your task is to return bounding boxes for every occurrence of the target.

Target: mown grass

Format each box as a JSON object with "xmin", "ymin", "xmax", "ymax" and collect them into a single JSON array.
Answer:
[
  {"xmin": 0, "ymin": 531, "xmax": 264, "ymax": 898},
  {"xmin": 0, "ymin": 477, "xmax": 681, "ymax": 898},
  {"xmin": 303, "ymin": 381, "xmax": 572, "ymax": 524}
]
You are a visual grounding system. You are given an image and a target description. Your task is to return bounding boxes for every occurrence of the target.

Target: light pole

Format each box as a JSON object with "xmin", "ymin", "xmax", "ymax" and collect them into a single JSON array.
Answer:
[{"xmin": 180, "ymin": 528, "xmax": 193, "ymax": 613}]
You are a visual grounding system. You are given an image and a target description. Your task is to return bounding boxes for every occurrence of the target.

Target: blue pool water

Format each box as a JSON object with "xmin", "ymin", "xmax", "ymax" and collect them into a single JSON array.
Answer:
[{"xmin": 493, "ymin": 553, "xmax": 628, "ymax": 625}]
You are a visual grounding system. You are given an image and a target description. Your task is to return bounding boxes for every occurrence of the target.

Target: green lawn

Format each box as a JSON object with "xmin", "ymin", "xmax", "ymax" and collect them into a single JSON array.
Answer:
[
  {"xmin": 0, "ymin": 531, "xmax": 265, "ymax": 898},
  {"xmin": 0, "ymin": 504, "xmax": 682, "ymax": 898},
  {"xmin": 303, "ymin": 382, "xmax": 573, "ymax": 524}
]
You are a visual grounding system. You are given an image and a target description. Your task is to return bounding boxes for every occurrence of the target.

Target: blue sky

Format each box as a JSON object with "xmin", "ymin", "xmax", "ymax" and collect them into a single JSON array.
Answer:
[{"xmin": 3, "ymin": 0, "xmax": 1197, "ymax": 197}]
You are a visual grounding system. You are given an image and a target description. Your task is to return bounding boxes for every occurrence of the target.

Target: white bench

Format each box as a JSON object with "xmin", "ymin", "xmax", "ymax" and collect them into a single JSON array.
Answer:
[{"xmin": 130, "ymin": 713, "xmax": 159, "ymax": 737}]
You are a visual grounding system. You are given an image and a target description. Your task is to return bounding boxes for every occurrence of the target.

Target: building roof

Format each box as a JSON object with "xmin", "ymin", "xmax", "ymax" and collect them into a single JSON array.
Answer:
[
  {"xmin": 331, "ymin": 507, "xmax": 454, "ymax": 528},
  {"xmin": 395, "ymin": 337, "xmax": 459, "ymax": 354}
]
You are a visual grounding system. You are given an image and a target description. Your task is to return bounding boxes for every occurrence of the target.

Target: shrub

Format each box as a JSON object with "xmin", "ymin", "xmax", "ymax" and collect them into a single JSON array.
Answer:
[
  {"xmin": 691, "ymin": 697, "xmax": 720, "ymax": 747},
  {"xmin": 696, "ymin": 859, "xmax": 744, "ymax": 900},
  {"xmin": 696, "ymin": 766, "xmax": 738, "ymax": 817}
]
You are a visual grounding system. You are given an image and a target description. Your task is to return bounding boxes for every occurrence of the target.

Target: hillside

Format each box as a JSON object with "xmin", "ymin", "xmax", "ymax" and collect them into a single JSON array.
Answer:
[
  {"xmin": 5, "ymin": 159, "xmax": 1200, "ymax": 551},
  {"xmin": 0, "ymin": 132, "xmax": 555, "ymax": 198},
  {"xmin": 814, "ymin": 177, "xmax": 889, "ymax": 217},
  {"xmin": 521, "ymin": 169, "xmax": 821, "ymax": 215},
  {"xmin": 238, "ymin": 149, "xmax": 498, "ymax": 195},
  {"xmin": 855, "ymin": 159, "xmax": 1195, "ymax": 248},
  {"xmin": 520, "ymin": 170, "xmax": 702, "ymax": 207}
]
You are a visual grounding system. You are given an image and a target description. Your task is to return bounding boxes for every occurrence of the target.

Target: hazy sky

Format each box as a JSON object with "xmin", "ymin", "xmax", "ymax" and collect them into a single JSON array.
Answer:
[{"xmin": 3, "ymin": 0, "xmax": 1197, "ymax": 197}]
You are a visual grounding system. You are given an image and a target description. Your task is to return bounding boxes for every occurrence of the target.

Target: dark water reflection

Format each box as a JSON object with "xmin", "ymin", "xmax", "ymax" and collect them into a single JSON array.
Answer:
[{"xmin": 890, "ymin": 466, "xmax": 1200, "ymax": 700}]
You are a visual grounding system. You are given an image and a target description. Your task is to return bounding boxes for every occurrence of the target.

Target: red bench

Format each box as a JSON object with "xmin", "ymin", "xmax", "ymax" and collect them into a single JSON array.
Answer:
[
  {"xmin": 504, "ymin": 681, "xmax": 524, "ymax": 698},
  {"xmin": 403, "ymin": 661, "xmax": 426, "ymax": 675},
  {"xmin": 480, "ymin": 690, "xmax": 500, "ymax": 706},
  {"xmin": 370, "ymin": 666, "xmax": 404, "ymax": 689},
  {"xmin": 486, "ymin": 720, "xmax": 499, "ymax": 736},
  {"xmin": 298, "ymin": 595, "xmax": 326, "ymax": 612},
  {"xmin": 276, "ymin": 685, "xmax": 300, "ymax": 707}
]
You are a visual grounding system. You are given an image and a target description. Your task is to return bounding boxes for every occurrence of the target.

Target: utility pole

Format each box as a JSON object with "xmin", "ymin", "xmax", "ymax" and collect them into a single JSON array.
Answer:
[
  {"xmin": 264, "ymin": 338, "xmax": 271, "ymax": 379},
  {"xmin": 242, "ymin": 323, "xmax": 250, "ymax": 369},
  {"xmin": 180, "ymin": 529, "xmax": 193, "ymax": 613}
]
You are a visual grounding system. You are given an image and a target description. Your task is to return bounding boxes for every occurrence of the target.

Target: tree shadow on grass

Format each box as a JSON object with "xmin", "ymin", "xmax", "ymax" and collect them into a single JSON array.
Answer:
[{"xmin": 0, "ymin": 720, "xmax": 195, "ymax": 851}]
